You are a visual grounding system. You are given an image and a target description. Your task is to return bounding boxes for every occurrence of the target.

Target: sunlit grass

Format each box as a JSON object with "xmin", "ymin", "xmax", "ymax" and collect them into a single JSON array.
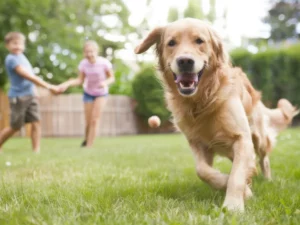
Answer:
[{"xmin": 0, "ymin": 129, "xmax": 300, "ymax": 224}]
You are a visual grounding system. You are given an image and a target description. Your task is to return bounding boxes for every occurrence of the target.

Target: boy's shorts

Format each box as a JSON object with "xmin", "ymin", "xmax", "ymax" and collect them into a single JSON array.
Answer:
[{"xmin": 9, "ymin": 96, "xmax": 40, "ymax": 130}]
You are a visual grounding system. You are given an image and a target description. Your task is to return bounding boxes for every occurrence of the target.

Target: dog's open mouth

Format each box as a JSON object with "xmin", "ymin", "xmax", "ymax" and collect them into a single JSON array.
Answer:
[{"xmin": 174, "ymin": 68, "xmax": 205, "ymax": 95}]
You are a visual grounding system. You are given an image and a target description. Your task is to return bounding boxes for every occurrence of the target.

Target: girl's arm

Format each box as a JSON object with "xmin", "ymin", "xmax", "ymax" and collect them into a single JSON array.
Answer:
[
  {"xmin": 100, "ymin": 69, "xmax": 115, "ymax": 87},
  {"xmin": 59, "ymin": 71, "xmax": 85, "ymax": 91}
]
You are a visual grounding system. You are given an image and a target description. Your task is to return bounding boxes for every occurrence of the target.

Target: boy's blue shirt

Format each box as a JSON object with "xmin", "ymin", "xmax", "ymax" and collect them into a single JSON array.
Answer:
[{"xmin": 4, "ymin": 53, "xmax": 35, "ymax": 98}]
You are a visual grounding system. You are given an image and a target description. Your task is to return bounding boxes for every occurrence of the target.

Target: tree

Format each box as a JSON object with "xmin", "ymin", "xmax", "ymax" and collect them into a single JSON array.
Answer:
[
  {"xmin": 168, "ymin": 0, "xmax": 216, "ymax": 23},
  {"xmin": 0, "ymin": 0, "xmax": 134, "ymax": 95},
  {"xmin": 264, "ymin": 0, "xmax": 300, "ymax": 42},
  {"xmin": 168, "ymin": 7, "xmax": 180, "ymax": 22},
  {"xmin": 207, "ymin": 0, "xmax": 216, "ymax": 22},
  {"xmin": 183, "ymin": 0, "xmax": 204, "ymax": 19}
]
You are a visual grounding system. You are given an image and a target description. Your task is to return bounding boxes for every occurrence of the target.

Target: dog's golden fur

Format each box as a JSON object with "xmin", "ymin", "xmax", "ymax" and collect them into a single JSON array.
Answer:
[
  {"xmin": 251, "ymin": 98, "xmax": 298, "ymax": 179},
  {"xmin": 135, "ymin": 18, "xmax": 298, "ymax": 211}
]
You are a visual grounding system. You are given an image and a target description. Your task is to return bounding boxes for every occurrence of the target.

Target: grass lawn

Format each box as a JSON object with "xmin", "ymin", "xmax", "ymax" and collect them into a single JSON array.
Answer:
[{"xmin": 0, "ymin": 129, "xmax": 300, "ymax": 225}]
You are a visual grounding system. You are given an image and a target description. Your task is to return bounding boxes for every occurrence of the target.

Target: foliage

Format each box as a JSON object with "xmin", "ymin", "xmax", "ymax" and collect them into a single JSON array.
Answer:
[
  {"xmin": 264, "ymin": 0, "xmax": 300, "ymax": 42},
  {"xmin": 168, "ymin": 0, "xmax": 217, "ymax": 23},
  {"xmin": 184, "ymin": 0, "xmax": 204, "ymax": 20},
  {"xmin": 0, "ymin": 0, "xmax": 134, "ymax": 95},
  {"xmin": 109, "ymin": 59, "xmax": 133, "ymax": 96},
  {"xmin": 167, "ymin": 7, "xmax": 180, "ymax": 22},
  {"xmin": 132, "ymin": 66, "xmax": 171, "ymax": 123},
  {"xmin": 207, "ymin": 0, "xmax": 216, "ymax": 22},
  {"xmin": 230, "ymin": 44, "xmax": 300, "ymax": 107}
]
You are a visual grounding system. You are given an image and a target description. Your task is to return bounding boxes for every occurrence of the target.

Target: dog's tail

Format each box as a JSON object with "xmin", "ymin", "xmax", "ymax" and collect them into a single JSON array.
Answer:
[
  {"xmin": 262, "ymin": 98, "xmax": 298, "ymax": 132},
  {"xmin": 257, "ymin": 99, "xmax": 298, "ymax": 153},
  {"xmin": 277, "ymin": 98, "xmax": 299, "ymax": 125}
]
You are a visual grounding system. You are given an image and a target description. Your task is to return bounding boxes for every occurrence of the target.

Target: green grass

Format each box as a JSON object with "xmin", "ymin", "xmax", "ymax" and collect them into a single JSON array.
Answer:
[{"xmin": 0, "ymin": 129, "xmax": 300, "ymax": 225}]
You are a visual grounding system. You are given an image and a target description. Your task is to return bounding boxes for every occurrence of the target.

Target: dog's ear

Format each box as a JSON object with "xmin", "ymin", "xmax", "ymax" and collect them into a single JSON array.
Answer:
[
  {"xmin": 207, "ymin": 27, "xmax": 229, "ymax": 65},
  {"xmin": 135, "ymin": 27, "xmax": 165, "ymax": 54}
]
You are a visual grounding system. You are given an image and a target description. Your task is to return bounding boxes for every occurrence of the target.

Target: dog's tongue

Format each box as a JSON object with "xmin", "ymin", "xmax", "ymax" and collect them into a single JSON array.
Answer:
[{"xmin": 175, "ymin": 74, "xmax": 198, "ymax": 84}]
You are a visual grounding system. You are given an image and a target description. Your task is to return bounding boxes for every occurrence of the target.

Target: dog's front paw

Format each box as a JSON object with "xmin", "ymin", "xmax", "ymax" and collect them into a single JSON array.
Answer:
[
  {"xmin": 244, "ymin": 185, "xmax": 253, "ymax": 200},
  {"xmin": 222, "ymin": 197, "xmax": 244, "ymax": 212},
  {"xmin": 265, "ymin": 174, "xmax": 272, "ymax": 181}
]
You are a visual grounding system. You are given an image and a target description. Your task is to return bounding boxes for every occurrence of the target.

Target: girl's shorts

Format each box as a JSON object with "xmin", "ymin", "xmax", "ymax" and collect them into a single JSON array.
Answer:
[{"xmin": 83, "ymin": 92, "xmax": 108, "ymax": 103}]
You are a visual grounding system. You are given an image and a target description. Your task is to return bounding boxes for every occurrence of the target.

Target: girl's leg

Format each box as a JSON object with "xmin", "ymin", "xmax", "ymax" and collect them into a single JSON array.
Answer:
[
  {"xmin": 83, "ymin": 102, "xmax": 93, "ymax": 146},
  {"xmin": 86, "ymin": 97, "xmax": 107, "ymax": 147}
]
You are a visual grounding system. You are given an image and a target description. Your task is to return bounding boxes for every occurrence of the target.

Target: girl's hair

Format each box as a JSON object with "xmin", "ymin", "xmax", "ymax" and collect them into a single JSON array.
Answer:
[
  {"xmin": 5, "ymin": 32, "xmax": 26, "ymax": 44},
  {"xmin": 84, "ymin": 40, "xmax": 99, "ymax": 51}
]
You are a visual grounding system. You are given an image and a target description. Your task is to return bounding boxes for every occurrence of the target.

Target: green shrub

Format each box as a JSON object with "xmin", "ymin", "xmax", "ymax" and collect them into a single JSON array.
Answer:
[{"xmin": 132, "ymin": 66, "xmax": 171, "ymax": 123}]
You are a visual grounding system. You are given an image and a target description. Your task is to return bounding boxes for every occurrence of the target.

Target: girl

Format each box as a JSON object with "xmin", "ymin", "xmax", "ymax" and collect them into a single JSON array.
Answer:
[{"xmin": 60, "ymin": 40, "xmax": 115, "ymax": 147}]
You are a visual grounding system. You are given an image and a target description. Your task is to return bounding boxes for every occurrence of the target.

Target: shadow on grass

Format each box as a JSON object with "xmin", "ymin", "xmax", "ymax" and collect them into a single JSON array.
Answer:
[{"xmin": 106, "ymin": 177, "xmax": 226, "ymax": 208}]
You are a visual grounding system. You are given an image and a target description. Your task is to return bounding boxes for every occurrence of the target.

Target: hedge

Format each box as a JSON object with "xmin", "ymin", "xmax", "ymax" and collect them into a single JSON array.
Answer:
[
  {"xmin": 230, "ymin": 44, "xmax": 300, "ymax": 107},
  {"xmin": 132, "ymin": 66, "xmax": 171, "ymax": 123}
]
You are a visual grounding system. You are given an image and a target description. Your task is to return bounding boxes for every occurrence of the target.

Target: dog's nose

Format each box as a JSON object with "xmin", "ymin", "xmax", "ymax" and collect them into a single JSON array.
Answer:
[{"xmin": 176, "ymin": 56, "xmax": 194, "ymax": 72}]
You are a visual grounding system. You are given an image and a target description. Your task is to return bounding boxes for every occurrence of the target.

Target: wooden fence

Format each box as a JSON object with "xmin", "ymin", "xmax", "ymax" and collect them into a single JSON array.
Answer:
[
  {"xmin": 0, "ymin": 91, "xmax": 10, "ymax": 131},
  {"xmin": 0, "ymin": 91, "xmax": 138, "ymax": 137}
]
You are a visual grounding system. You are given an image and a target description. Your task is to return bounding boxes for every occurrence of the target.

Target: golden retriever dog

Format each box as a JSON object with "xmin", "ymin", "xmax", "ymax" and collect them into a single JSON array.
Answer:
[{"xmin": 135, "ymin": 18, "xmax": 298, "ymax": 211}]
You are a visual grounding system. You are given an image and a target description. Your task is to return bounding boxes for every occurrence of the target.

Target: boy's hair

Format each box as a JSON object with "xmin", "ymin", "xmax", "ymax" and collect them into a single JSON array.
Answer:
[
  {"xmin": 84, "ymin": 40, "xmax": 99, "ymax": 51},
  {"xmin": 5, "ymin": 32, "xmax": 26, "ymax": 44}
]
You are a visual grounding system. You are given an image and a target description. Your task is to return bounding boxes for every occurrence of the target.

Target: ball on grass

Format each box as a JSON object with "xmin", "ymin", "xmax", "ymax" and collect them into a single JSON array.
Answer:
[{"xmin": 148, "ymin": 115, "xmax": 161, "ymax": 128}]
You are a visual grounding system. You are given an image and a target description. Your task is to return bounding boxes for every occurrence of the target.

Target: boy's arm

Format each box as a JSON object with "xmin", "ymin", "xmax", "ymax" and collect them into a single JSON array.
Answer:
[{"xmin": 15, "ymin": 65, "xmax": 60, "ymax": 94}]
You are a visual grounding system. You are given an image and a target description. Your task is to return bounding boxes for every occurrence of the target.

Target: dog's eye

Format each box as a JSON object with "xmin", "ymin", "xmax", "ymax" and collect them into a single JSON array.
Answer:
[
  {"xmin": 195, "ymin": 38, "xmax": 203, "ymax": 44},
  {"xmin": 168, "ymin": 40, "xmax": 176, "ymax": 47}
]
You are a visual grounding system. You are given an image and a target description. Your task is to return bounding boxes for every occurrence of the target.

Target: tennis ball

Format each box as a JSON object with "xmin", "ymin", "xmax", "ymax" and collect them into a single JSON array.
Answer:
[{"xmin": 148, "ymin": 115, "xmax": 161, "ymax": 128}]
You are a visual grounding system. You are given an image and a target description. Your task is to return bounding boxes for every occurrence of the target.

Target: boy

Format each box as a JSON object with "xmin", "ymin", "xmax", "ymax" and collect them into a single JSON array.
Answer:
[{"xmin": 0, "ymin": 32, "xmax": 61, "ymax": 153}]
